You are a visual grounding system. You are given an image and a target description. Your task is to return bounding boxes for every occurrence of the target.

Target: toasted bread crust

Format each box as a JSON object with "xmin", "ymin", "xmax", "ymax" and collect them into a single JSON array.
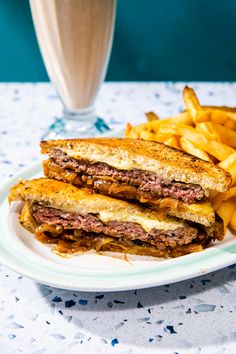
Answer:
[
  {"xmin": 41, "ymin": 138, "xmax": 232, "ymax": 192},
  {"xmin": 9, "ymin": 178, "xmax": 188, "ymax": 232}
]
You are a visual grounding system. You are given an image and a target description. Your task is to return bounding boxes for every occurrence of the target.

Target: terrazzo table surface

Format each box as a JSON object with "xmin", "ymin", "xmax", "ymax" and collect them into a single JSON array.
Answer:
[{"xmin": 1, "ymin": 82, "xmax": 236, "ymax": 354}]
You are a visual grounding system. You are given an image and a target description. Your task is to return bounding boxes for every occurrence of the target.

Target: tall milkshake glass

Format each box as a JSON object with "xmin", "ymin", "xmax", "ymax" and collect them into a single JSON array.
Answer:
[{"xmin": 30, "ymin": 0, "xmax": 116, "ymax": 139}]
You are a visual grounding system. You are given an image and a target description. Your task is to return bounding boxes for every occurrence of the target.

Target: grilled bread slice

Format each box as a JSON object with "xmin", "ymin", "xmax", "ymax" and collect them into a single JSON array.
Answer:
[
  {"xmin": 9, "ymin": 178, "xmax": 189, "ymax": 233},
  {"xmin": 9, "ymin": 178, "xmax": 224, "ymax": 258},
  {"xmin": 41, "ymin": 138, "xmax": 232, "ymax": 192}
]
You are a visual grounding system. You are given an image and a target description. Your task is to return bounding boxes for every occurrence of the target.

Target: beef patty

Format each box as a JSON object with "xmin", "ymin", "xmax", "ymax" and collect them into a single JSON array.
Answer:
[
  {"xmin": 31, "ymin": 204, "xmax": 218, "ymax": 250},
  {"xmin": 49, "ymin": 149, "xmax": 204, "ymax": 204}
]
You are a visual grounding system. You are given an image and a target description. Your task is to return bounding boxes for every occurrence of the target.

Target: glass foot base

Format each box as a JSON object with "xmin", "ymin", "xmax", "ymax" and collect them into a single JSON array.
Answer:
[{"xmin": 41, "ymin": 117, "xmax": 110, "ymax": 141}]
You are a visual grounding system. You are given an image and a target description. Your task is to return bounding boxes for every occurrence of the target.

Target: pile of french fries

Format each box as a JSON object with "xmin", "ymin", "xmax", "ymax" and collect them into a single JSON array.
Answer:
[{"xmin": 125, "ymin": 86, "xmax": 236, "ymax": 234}]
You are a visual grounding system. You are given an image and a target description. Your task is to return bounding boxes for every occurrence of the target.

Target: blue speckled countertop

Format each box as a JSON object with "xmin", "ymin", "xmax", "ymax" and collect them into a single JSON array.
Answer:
[{"xmin": 1, "ymin": 82, "xmax": 236, "ymax": 354}]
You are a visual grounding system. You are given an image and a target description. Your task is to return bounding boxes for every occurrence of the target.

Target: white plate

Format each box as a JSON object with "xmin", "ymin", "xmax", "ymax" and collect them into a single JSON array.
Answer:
[{"xmin": 1, "ymin": 154, "xmax": 236, "ymax": 292}]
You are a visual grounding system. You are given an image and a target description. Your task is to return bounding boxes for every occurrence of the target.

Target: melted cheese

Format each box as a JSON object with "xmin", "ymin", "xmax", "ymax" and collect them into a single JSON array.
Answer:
[{"xmin": 99, "ymin": 211, "xmax": 185, "ymax": 232}]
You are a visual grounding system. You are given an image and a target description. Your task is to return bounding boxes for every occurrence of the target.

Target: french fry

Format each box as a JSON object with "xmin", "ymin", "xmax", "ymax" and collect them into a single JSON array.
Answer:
[
  {"xmin": 226, "ymin": 163, "xmax": 236, "ymax": 186},
  {"xmin": 198, "ymin": 106, "xmax": 236, "ymax": 124},
  {"xmin": 145, "ymin": 111, "xmax": 159, "ymax": 121},
  {"xmin": 219, "ymin": 152, "xmax": 236, "ymax": 168},
  {"xmin": 204, "ymin": 106, "xmax": 236, "ymax": 123},
  {"xmin": 137, "ymin": 120, "xmax": 163, "ymax": 132},
  {"xmin": 158, "ymin": 122, "xmax": 181, "ymax": 135},
  {"xmin": 125, "ymin": 123, "xmax": 133, "ymax": 136},
  {"xmin": 200, "ymin": 107, "xmax": 228, "ymax": 124},
  {"xmin": 164, "ymin": 136, "xmax": 180, "ymax": 149},
  {"xmin": 134, "ymin": 123, "xmax": 154, "ymax": 133},
  {"xmin": 229, "ymin": 209, "xmax": 236, "ymax": 233},
  {"xmin": 145, "ymin": 111, "xmax": 193, "ymax": 126},
  {"xmin": 211, "ymin": 123, "xmax": 236, "ymax": 148},
  {"xmin": 207, "ymin": 141, "xmax": 235, "ymax": 161},
  {"xmin": 125, "ymin": 123, "xmax": 140, "ymax": 139},
  {"xmin": 125, "ymin": 120, "xmax": 178, "ymax": 138},
  {"xmin": 186, "ymin": 105, "xmax": 236, "ymax": 125},
  {"xmin": 179, "ymin": 137, "xmax": 212, "ymax": 162},
  {"xmin": 216, "ymin": 199, "xmax": 236, "ymax": 232},
  {"xmin": 196, "ymin": 122, "xmax": 220, "ymax": 141},
  {"xmin": 159, "ymin": 123, "xmax": 235, "ymax": 161},
  {"xmin": 125, "ymin": 111, "xmax": 194, "ymax": 139},
  {"xmin": 153, "ymin": 133, "xmax": 173, "ymax": 143},
  {"xmin": 211, "ymin": 186, "xmax": 236, "ymax": 210},
  {"xmin": 224, "ymin": 119, "xmax": 236, "ymax": 130},
  {"xmin": 134, "ymin": 115, "xmax": 193, "ymax": 137},
  {"xmin": 173, "ymin": 124, "xmax": 235, "ymax": 161},
  {"xmin": 125, "ymin": 121, "xmax": 159, "ymax": 136},
  {"xmin": 218, "ymin": 152, "xmax": 236, "ymax": 186},
  {"xmin": 206, "ymin": 105, "xmax": 236, "ymax": 113},
  {"xmin": 183, "ymin": 86, "xmax": 206, "ymax": 123},
  {"xmin": 139, "ymin": 130, "xmax": 158, "ymax": 141},
  {"xmin": 167, "ymin": 111, "xmax": 194, "ymax": 126}
]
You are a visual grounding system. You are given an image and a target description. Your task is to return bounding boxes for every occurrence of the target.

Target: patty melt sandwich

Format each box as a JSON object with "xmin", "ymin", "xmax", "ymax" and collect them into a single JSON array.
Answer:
[
  {"xmin": 9, "ymin": 179, "xmax": 224, "ymax": 258},
  {"xmin": 41, "ymin": 138, "xmax": 231, "ymax": 227}
]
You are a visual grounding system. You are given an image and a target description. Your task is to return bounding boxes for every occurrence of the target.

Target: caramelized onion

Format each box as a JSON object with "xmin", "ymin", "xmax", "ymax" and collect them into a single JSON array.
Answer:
[
  {"xmin": 159, "ymin": 197, "xmax": 179, "ymax": 209},
  {"xmin": 62, "ymin": 233, "xmax": 79, "ymax": 241},
  {"xmin": 73, "ymin": 229, "xmax": 83, "ymax": 237},
  {"xmin": 57, "ymin": 240, "xmax": 77, "ymax": 254},
  {"xmin": 108, "ymin": 183, "xmax": 137, "ymax": 195},
  {"xmin": 152, "ymin": 208, "xmax": 169, "ymax": 220},
  {"xmin": 64, "ymin": 170, "xmax": 77, "ymax": 182},
  {"xmin": 94, "ymin": 237, "xmax": 114, "ymax": 252},
  {"xmin": 35, "ymin": 224, "xmax": 63, "ymax": 243},
  {"xmin": 36, "ymin": 227, "xmax": 208, "ymax": 258},
  {"xmin": 81, "ymin": 175, "xmax": 87, "ymax": 182},
  {"xmin": 150, "ymin": 197, "xmax": 179, "ymax": 209},
  {"xmin": 139, "ymin": 196, "xmax": 150, "ymax": 203},
  {"xmin": 48, "ymin": 160, "xmax": 76, "ymax": 182}
]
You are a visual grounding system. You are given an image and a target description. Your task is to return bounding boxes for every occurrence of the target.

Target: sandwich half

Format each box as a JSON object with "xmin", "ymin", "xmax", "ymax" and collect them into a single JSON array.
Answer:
[
  {"xmin": 41, "ymin": 138, "xmax": 231, "ymax": 227},
  {"xmin": 9, "ymin": 178, "xmax": 224, "ymax": 258}
]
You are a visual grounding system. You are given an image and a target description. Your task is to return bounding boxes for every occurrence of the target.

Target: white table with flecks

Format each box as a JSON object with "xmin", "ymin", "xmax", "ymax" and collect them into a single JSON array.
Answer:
[{"xmin": 1, "ymin": 82, "xmax": 236, "ymax": 354}]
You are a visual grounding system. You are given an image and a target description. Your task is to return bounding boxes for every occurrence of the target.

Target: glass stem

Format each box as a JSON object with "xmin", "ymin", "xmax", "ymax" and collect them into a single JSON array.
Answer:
[{"xmin": 63, "ymin": 106, "xmax": 96, "ymax": 123}]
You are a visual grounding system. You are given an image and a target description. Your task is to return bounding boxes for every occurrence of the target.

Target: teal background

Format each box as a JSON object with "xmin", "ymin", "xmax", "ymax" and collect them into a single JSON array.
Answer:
[{"xmin": 1, "ymin": 0, "xmax": 236, "ymax": 81}]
